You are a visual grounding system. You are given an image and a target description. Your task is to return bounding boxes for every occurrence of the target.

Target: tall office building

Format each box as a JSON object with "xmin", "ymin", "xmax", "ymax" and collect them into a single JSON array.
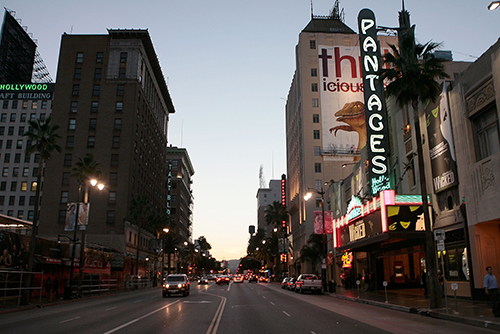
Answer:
[
  {"xmin": 256, "ymin": 179, "xmax": 282, "ymax": 237},
  {"xmin": 284, "ymin": 5, "xmax": 397, "ymax": 272},
  {"xmin": 38, "ymin": 30, "xmax": 176, "ymax": 264}
]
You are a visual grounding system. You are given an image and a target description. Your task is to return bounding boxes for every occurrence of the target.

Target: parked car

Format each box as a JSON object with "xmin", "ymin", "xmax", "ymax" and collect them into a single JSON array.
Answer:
[
  {"xmin": 163, "ymin": 274, "xmax": 190, "ymax": 297},
  {"xmin": 295, "ymin": 274, "xmax": 322, "ymax": 294},
  {"xmin": 198, "ymin": 277, "xmax": 209, "ymax": 284},
  {"xmin": 281, "ymin": 277, "xmax": 291, "ymax": 289},
  {"xmin": 216, "ymin": 275, "xmax": 231, "ymax": 284},
  {"xmin": 287, "ymin": 277, "xmax": 297, "ymax": 290}
]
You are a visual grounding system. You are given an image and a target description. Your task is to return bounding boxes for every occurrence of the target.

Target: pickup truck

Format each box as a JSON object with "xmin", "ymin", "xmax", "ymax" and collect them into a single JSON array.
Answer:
[{"xmin": 294, "ymin": 274, "xmax": 322, "ymax": 294}]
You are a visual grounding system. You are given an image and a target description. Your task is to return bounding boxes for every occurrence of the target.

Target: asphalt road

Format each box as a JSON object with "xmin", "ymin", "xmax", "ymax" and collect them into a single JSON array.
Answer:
[{"xmin": 0, "ymin": 281, "xmax": 495, "ymax": 334}]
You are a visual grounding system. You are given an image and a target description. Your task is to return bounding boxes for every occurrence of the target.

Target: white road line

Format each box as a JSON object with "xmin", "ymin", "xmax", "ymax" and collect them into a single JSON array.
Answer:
[
  {"xmin": 59, "ymin": 316, "xmax": 81, "ymax": 324},
  {"xmin": 283, "ymin": 311, "xmax": 291, "ymax": 317},
  {"xmin": 102, "ymin": 300, "xmax": 180, "ymax": 334},
  {"xmin": 133, "ymin": 300, "xmax": 142, "ymax": 303},
  {"xmin": 270, "ymin": 302, "xmax": 275, "ymax": 305},
  {"xmin": 311, "ymin": 331, "xmax": 317, "ymax": 334},
  {"xmin": 106, "ymin": 307, "xmax": 117, "ymax": 311},
  {"xmin": 262, "ymin": 296, "xmax": 266, "ymax": 299}
]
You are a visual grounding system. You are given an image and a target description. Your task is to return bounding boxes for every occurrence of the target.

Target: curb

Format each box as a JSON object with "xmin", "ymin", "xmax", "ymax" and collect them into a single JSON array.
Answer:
[{"xmin": 328, "ymin": 292, "xmax": 417, "ymax": 313}]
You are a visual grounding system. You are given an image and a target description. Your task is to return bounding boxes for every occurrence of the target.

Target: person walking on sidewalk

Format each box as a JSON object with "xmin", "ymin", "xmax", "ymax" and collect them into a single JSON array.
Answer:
[{"xmin": 484, "ymin": 266, "xmax": 500, "ymax": 317}]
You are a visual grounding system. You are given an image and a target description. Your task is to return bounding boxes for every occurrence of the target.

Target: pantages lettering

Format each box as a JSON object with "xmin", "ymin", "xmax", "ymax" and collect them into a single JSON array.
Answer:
[{"xmin": 358, "ymin": 9, "xmax": 392, "ymax": 195}]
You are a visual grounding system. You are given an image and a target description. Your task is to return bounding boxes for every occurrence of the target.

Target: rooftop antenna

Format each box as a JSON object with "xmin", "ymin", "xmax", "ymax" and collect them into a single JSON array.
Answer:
[{"xmin": 311, "ymin": 0, "xmax": 314, "ymax": 19}]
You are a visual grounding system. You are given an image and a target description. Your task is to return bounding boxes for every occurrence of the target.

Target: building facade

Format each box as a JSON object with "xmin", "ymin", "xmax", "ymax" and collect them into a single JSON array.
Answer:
[
  {"xmin": 256, "ymin": 179, "xmax": 282, "ymax": 237},
  {"xmin": 38, "ymin": 29, "xmax": 176, "ymax": 276}
]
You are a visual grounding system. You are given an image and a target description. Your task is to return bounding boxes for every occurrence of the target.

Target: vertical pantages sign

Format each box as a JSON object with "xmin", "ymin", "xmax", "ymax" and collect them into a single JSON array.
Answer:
[
  {"xmin": 166, "ymin": 161, "xmax": 173, "ymax": 214},
  {"xmin": 281, "ymin": 174, "xmax": 287, "ymax": 228},
  {"xmin": 358, "ymin": 9, "xmax": 392, "ymax": 195}
]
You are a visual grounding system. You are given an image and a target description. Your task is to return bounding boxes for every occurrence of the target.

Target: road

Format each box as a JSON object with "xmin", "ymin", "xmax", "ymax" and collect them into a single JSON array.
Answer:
[{"xmin": 0, "ymin": 280, "xmax": 494, "ymax": 334}]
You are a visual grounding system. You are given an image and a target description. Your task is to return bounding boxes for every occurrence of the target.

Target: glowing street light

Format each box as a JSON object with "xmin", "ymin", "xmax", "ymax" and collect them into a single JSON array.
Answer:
[{"xmin": 488, "ymin": 1, "xmax": 500, "ymax": 10}]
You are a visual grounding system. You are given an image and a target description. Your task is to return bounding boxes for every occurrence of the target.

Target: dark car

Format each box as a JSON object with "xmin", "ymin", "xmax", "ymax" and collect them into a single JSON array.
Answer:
[
  {"xmin": 281, "ymin": 277, "xmax": 291, "ymax": 289},
  {"xmin": 216, "ymin": 275, "xmax": 230, "ymax": 284},
  {"xmin": 163, "ymin": 274, "xmax": 190, "ymax": 297},
  {"xmin": 198, "ymin": 277, "xmax": 209, "ymax": 284},
  {"xmin": 287, "ymin": 277, "xmax": 297, "ymax": 290},
  {"xmin": 248, "ymin": 275, "xmax": 258, "ymax": 283}
]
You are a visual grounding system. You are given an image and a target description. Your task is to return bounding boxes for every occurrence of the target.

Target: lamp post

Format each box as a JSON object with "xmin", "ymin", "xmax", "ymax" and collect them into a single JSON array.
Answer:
[{"xmin": 304, "ymin": 186, "xmax": 328, "ymax": 293}]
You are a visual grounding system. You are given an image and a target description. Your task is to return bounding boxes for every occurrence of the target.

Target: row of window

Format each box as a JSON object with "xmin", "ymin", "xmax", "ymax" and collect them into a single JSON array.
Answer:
[
  {"xmin": 58, "ymin": 209, "xmax": 115, "ymax": 225},
  {"xmin": 62, "ymin": 153, "xmax": 119, "ymax": 167},
  {"xmin": 1, "ymin": 153, "xmax": 39, "ymax": 164},
  {"xmin": 0, "ymin": 209, "xmax": 33, "ymax": 221},
  {"xmin": 65, "ymin": 134, "xmax": 121, "ymax": 149},
  {"xmin": 72, "ymin": 84, "xmax": 124, "ymax": 96},
  {"xmin": 0, "ymin": 113, "xmax": 44, "ymax": 123},
  {"xmin": 60, "ymin": 190, "xmax": 115, "ymax": 204},
  {"xmin": 1, "ymin": 166, "xmax": 38, "ymax": 178},
  {"xmin": 70, "ymin": 101, "xmax": 123, "ymax": 113},
  {"xmin": 2, "ymin": 100, "xmax": 50, "ymax": 110},
  {"xmin": 0, "ymin": 195, "xmax": 36, "ymax": 206},
  {"xmin": 75, "ymin": 51, "xmax": 127, "ymax": 64},
  {"xmin": 66, "ymin": 118, "xmax": 121, "ymax": 132}
]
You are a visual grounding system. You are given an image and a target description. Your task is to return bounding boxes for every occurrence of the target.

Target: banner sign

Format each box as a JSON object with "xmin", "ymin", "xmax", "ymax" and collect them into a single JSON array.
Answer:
[
  {"xmin": 314, "ymin": 210, "xmax": 333, "ymax": 234},
  {"xmin": 64, "ymin": 202, "xmax": 90, "ymax": 231},
  {"xmin": 425, "ymin": 83, "xmax": 458, "ymax": 193},
  {"xmin": 358, "ymin": 9, "xmax": 392, "ymax": 195},
  {"xmin": 0, "ymin": 83, "xmax": 55, "ymax": 100}
]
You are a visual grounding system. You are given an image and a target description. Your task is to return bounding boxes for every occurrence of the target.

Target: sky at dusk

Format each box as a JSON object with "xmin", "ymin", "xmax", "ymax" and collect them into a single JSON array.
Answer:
[{"xmin": 3, "ymin": 0, "xmax": 499, "ymax": 260}]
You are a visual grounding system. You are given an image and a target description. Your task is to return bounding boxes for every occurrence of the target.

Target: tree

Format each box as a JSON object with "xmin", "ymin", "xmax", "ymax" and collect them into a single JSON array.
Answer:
[
  {"xmin": 129, "ymin": 195, "xmax": 152, "ymax": 278},
  {"xmin": 197, "ymin": 236, "xmax": 212, "ymax": 252},
  {"xmin": 163, "ymin": 232, "xmax": 181, "ymax": 275},
  {"xmin": 297, "ymin": 234, "xmax": 323, "ymax": 274},
  {"xmin": 70, "ymin": 154, "xmax": 102, "ymax": 291},
  {"xmin": 264, "ymin": 201, "xmax": 288, "ymax": 278},
  {"xmin": 380, "ymin": 30, "xmax": 448, "ymax": 309},
  {"xmin": 23, "ymin": 116, "xmax": 61, "ymax": 304}
]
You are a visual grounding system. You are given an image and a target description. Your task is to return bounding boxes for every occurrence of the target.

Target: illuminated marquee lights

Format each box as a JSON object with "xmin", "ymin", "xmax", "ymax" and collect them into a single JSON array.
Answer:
[
  {"xmin": 358, "ymin": 9, "xmax": 392, "ymax": 195},
  {"xmin": 342, "ymin": 252, "xmax": 353, "ymax": 268},
  {"xmin": 281, "ymin": 174, "xmax": 286, "ymax": 228},
  {"xmin": 166, "ymin": 161, "xmax": 173, "ymax": 215}
]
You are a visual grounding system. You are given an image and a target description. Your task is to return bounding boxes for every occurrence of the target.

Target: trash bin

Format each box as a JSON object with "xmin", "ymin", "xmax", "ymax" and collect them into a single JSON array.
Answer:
[{"xmin": 328, "ymin": 280, "xmax": 335, "ymax": 293}]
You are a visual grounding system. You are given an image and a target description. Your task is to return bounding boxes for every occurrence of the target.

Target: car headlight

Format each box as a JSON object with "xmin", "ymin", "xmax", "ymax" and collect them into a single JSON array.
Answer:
[
  {"xmin": 165, "ymin": 284, "xmax": 170, "ymax": 288},
  {"xmin": 177, "ymin": 284, "xmax": 182, "ymax": 288}
]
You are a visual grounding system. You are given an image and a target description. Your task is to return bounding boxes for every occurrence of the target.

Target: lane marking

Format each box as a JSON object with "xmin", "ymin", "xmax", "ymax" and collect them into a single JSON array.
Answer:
[
  {"xmin": 106, "ymin": 307, "xmax": 117, "ymax": 311},
  {"xmin": 183, "ymin": 301, "xmax": 213, "ymax": 304},
  {"xmin": 133, "ymin": 300, "xmax": 142, "ymax": 303},
  {"xmin": 262, "ymin": 296, "xmax": 266, "ymax": 299},
  {"xmin": 102, "ymin": 300, "xmax": 180, "ymax": 334},
  {"xmin": 270, "ymin": 302, "xmax": 275, "ymax": 305},
  {"xmin": 283, "ymin": 311, "xmax": 291, "ymax": 317},
  {"xmin": 205, "ymin": 296, "xmax": 226, "ymax": 334},
  {"xmin": 59, "ymin": 316, "xmax": 81, "ymax": 324}
]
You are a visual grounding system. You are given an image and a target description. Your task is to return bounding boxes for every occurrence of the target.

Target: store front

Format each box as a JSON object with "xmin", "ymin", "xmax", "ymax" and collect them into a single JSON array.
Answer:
[{"xmin": 334, "ymin": 190, "xmax": 429, "ymax": 290}]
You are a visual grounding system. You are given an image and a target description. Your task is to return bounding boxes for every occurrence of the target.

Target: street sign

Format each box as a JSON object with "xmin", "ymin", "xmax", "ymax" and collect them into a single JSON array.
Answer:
[
  {"xmin": 434, "ymin": 229, "xmax": 445, "ymax": 241},
  {"xmin": 451, "ymin": 283, "xmax": 458, "ymax": 291},
  {"xmin": 437, "ymin": 240, "xmax": 445, "ymax": 251},
  {"xmin": 356, "ymin": 280, "xmax": 360, "ymax": 286},
  {"xmin": 383, "ymin": 281, "xmax": 388, "ymax": 287}
]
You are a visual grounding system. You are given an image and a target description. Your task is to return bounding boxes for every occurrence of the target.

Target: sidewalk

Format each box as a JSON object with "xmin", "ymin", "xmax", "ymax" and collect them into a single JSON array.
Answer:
[{"xmin": 328, "ymin": 286, "xmax": 500, "ymax": 331}]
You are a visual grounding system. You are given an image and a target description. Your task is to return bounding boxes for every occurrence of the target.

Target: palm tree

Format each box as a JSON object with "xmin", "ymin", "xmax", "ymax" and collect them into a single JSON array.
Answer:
[
  {"xmin": 197, "ymin": 236, "xmax": 212, "ymax": 252},
  {"xmin": 163, "ymin": 232, "xmax": 181, "ymax": 275},
  {"xmin": 23, "ymin": 116, "xmax": 61, "ymax": 304},
  {"xmin": 380, "ymin": 30, "xmax": 448, "ymax": 309},
  {"xmin": 265, "ymin": 201, "xmax": 288, "ymax": 278},
  {"xmin": 70, "ymin": 154, "xmax": 102, "ymax": 289},
  {"xmin": 298, "ymin": 234, "xmax": 323, "ymax": 274},
  {"xmin": 129, "ymin": 195, "xmax": 152, "ymax": 278}
]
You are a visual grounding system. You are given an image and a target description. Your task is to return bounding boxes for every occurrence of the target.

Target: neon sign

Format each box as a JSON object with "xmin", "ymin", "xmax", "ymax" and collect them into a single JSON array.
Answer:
[{"xmin": 342, "ymin": 252, "xmax": 353, "ymax": 268}]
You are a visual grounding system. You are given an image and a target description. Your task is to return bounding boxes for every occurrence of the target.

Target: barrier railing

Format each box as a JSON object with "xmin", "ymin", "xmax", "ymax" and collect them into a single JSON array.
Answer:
[{"xmin": 0, "ymin": 270, "xmax": 43, "ymax": 306}]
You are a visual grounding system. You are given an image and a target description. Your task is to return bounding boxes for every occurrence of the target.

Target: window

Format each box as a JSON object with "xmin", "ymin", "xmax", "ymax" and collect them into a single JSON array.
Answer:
[
  {"xmin": 310, "ymin": 40, "xmax": 316, "ymax": 49},
  {"xmin": 313, "ymin": 114, "xmax": 319, "ymax": 123},
  {"xmin": 61, "ymin": 191, "xmax": 68, "ymax": 203},
  {"xmin": 12, "ymin": 167, "xmax": 19, "ymax": 177},
  {"xmin": 64, "ymin": 154, "xmax": 72, "ymax": 166},
  {"xmin": 112, "ymin": 136, "xmax": 120, "ymax": 148},
  {"xmin": 87, "ymin": 136, "xmax": 95, "ymax": 148},
  {"xmin": 19, "ymin": 196, "xmax": 25, "ymax": 205},
  {"xmin": 24, "ymin": 154, "xmax": 30, "ymax": 163},
  {"xmin": 0, "ymin": 196, "xmax": 3, "ymax": 205},
  {"xmin": 32, "ymin": 167, "xmax": 38, "ymax": 177},
  {"xmin": 315, "ymin": 180, "xmax": 323, "ymax": 191},
  {"xmin": 68, "ymin": 119, "xmax": 76, "ymax": 130},
  {"xmin": 313, "ymin": 130, "xmax": 320, "ymax": 140},
  {"xmin": 114, "ymin": 119, "xmax": 121, "ymax": 130},
  {"xmin": 312, "ymin": 98, "xmax": 319, "ymax": 108},
  {"xmin": 4, "ymin": 154, "xmax": 10, "ymax": 163},
  {"xmin": 312, "ymin": 83, "xmax": 318, "ymax": 92},
  {"xmin": 110, "ymin": 172, "xmax": 117, "ymax": 185},
  {"xmin": 120, "ymin": 52, "xmax": 128, "ymax": 63},
  {"xmin": 72, "ymin": 84, "xmax": 80, "ymax": 96},
  {"xmin": 311, "ymin": 68, "xmax": 318, "ymax": 77},
  {"xmin": 119, "ymin": 68, "xmax": 126, "ymax": 78},
  {"xmin": 12, "ymin": 100, "xmax": 18, "ymax": 109},
  {"xmin": 9, "ymin": 113, "xmax": 16, "ymax": 122},
  {"xmin": 74, "ymin": 68, "xmax": 82, "ymax": 79},
  {"xmin": 0, "ymin": 127, "xmax": 3, "ymax": 135},
  {"xmin": 94, "ymin": 68, "xmax": 102, "ymax": 79},
  {"xmin": 111, "ymin": 154, "xmax": 119, "ymax": 167},
  {"xmin": 96, "ymin": 52, "xmax": 103, "ymax": 63},
  {"xmin": 9, "ymin": 196, "xmax": 15, "ymax": 206},
  {"xmin": 40, "ymin": 113, "xmax": 45, "ymax": 122},
  {"xmin": 20, "ymin": 113, "xmax": 26, "ymax": 122},
  {"xmin": 10, "ymin": 181, "xmax": 17, "ymax": 191},
  {"xmin": 116, "ymin": 102, "xmax": 123, "ymax": 113},
  {"xmin": 8, "ymin": 126, "xmax": 14, "ymax": 135},
  {"xmin": 66, "ymin": 136, "xmax": 74, "ymax": 148},
  {"xmin": 1, "ymin": 113, "xmax": 6, "ymax": 122},
  {"xmin": 472, "ymin": 105, "xmax": 500, "ymax": 161},
  {"xmin": 30, "ymin": 113, "xmax": 36, "ymax": 121},
  {"xmin": 117, "ymin": 85, "xmax": 124, "ymax": 96},
  {"xmin": 6, "ymin": 140, "xmax": 11, "ymax": 148},
  {"xmin": 91, "ymin": 101, "xmax": 98, "ymax": 113},
  {"xmin": 314, "ymin": 163, "xmax": 322, "ymax": 173},
  {"xmin": 71, "ymin": 101, "xmax": 78, "ymax": 113},
  {"xmin": 31, "ymin": 182, "xmax": 38, "ymax": 191},
  {"xmin": 0, "ymin": 182, "xmax": 5, "ymax": 191},
  {"xmin": 58, "ymin": 210, "xmax": 67, "ymax": 224},
  {"xmin": 22, "ymin": 168, "xmax": 29, "ymax": 177},
  {"xmin": 22, "ymin": 101, "xmax": 28, "ymax": 109},
  {"xmin": 18, "ymin": 126, "xmax": 25, "ymax": 135},
  {"xmin": 14, "ymin": 153, "xmax": 20, "ymax": 163},
  {"xmin": 76, "ymin": 52, "xmax": 84, "ymax": 63},
  {"xmin": 28, "ymin": 211, "xmax": 34, "ymax": 221},
  {"xmin": 16, "ymin": 140, "xmax": 22, "ymax": 149},
  {"xmin": 89, "ymin": 119, "xmax": 97, "ymax": 130},
  {"xmin": 31, "ymin": 101, "xmax": 38, "ymax": 109},
  {"xmin": 2, "ymin": 101, "xmax": 8, "ymax": 109},
  {"xmin": 92, "ymin": 85, "xmax": 100, "ymax": 96},
  {"xmin": 108, "ymin": 191, "xmax": 116, "ymax": 204},
  {"xmin": 62, "ymin": 172, "xmax": 70, "ymax": 185},
  {"xmin": 41, "ymin": 101, "xmax": 47, "ymax": 109},
  {"xmin": 314, "ymin": 146, "xmax": 321, "ymax": 156},
  {"xmin": 107, "ymin": 210, "xmax": 115, "ymax": 224},
  {"xmin": 29, "ymin": 196, "xmax": 35, "ymax": 205}
]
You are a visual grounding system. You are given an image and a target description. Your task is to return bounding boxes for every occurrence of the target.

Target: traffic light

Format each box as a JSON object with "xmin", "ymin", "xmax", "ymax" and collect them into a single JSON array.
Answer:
[{"xmin": 280, "ymin": 254, "xmax": 287, "ymax": 262}]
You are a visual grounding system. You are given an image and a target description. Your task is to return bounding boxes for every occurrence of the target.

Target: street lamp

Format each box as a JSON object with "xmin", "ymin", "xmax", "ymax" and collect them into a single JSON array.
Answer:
[
  {"xmin": 304, "ymin": 185, "xmax": 328, "ymax": 293},
  {"xmin": 488, "ymin": 1, "xmax": 500, "ymax": 10}
]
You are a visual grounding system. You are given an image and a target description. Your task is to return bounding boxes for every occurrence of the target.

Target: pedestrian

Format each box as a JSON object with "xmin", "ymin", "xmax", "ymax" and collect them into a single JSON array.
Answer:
[
  {"xmin": 45, "ymin": 277, "xmax": 53, "ymax": 300},
  {"xmin": 364, "ymin": 272, "xmax": 370, "ymax": 291},
  {"xmin": 437, "ymin": 269, "xmax": 444, "ymax": 297},
  {"xmin": 0, "ymin": 248, "xmax": 12, "ymax": 268},
  {"xmin": 484, "ymin": 266, "xmax": 500, "ymax": 317},
  {"xmin": 421, "ymin": 269, "xmax": 428, "ymax": 296},
  {"xmin": 53, "ymin": 277, "xmax": 60, "ymax": 299}
]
